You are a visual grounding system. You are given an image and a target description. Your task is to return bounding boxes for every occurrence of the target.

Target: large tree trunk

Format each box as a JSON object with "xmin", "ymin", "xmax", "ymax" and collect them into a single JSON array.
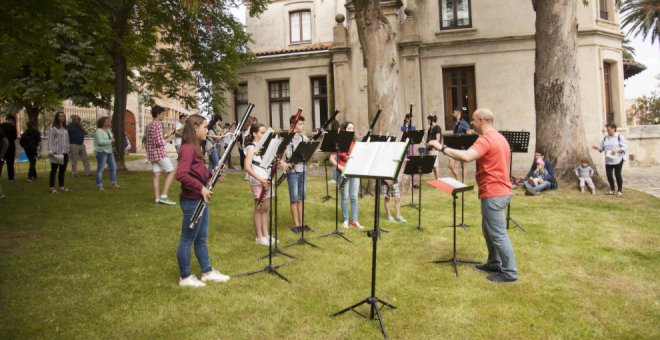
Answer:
[
  {"xmin": 533, "ymin": 0, "xmax": 603, "ymax": 186},
  {"xmin": 110, "ymin": 3, "xmax": 130, "ymax": 171}
]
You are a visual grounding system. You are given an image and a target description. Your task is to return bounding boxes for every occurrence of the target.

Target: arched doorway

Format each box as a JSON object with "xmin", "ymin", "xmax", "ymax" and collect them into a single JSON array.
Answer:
[{"xmin": 125, "ymin": 110, "xmax": 137, "ymax": 153}]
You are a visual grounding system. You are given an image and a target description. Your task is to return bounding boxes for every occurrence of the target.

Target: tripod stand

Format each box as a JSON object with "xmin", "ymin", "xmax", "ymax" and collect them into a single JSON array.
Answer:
[
  {"xmin": 403, "ymin": 156, "xmax": 435, "ymax": 231},
  {"xmin": 400, "ymin": 131, "xmax": 425, "ymax": 211},
  {"xmin": 321, "ymin": 158, "xmax": 333, "ymax": 202},
  {"xmin": 319, "ymin": 131, "xmax": 354, "ymax": 242},
  {"xmin": 500, "ymin": 131, "xmax": 529, "ymax": 232},
  {"xmin": 331, "ymin": 180, "xmax": 396, "ymax": 339},
  {"xmin": 285, "ymin": 141, "xmax": 321, "ymax": 249},
  {"xmin": 443, "ymin": 135, "xmax": 479, "ymax": 229},
  {"xmin": 258, "ymin": 163, "xmax": 295, "ymax": 260},
  {"xmin": 428, "ymin": 178, "xmax": 477, "ymax": 276}
]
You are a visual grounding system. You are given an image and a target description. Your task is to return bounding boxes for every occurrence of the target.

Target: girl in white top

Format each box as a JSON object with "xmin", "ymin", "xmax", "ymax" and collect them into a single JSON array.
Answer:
[
  {"xmin": 47, "ymin": 111, "xmax": 71, "ymax": 194},
  {"xmin": 243, "ymin": 123, "xmax": 276, "ymax": 246},
  {"xmin": 592, "ymin": 123, "xmax": 627, "ymax": 196}
]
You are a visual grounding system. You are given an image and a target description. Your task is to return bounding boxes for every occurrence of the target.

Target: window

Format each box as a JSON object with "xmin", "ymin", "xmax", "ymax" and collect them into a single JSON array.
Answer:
[
  {"xmin": 440, "ymin": 0, "xmax": 472, "ymax": 30},
  {"xmin": 599, "ymin": 0, "xmax": 609, "ymax": 20},
  {"xmin": 269, "ymin": 80, "xmax": 291, "ymax": 129},
  {"xmin": 234, "ymin": 83, "xmax": 248, "ymax": 122},
  {"xmin": 603, "ymin": 62, "xmax": 614, "ymax": 124},
  {"xmin": 290, "ymin": 10, "xmax": 311, "ymax": 44},
  {"xmin": 311, "ymin": 77, "xmax": 328, "ymax": 129},
  {"xmin": 442, "ymin": 66, "xmax": 476, "ymax": 129}
]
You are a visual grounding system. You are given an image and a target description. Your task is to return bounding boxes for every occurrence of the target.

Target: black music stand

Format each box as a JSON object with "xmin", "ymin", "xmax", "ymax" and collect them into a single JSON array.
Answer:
[
  {"xmin": 284, "ymin": 141, "xmax": 321, "ymax": 249},
  {"xmin": 403, "ymin": 156, "xmax": 435, "ymax": 231},
  {"xmin": 321, "ymin": 158, "xmax": 333, "ymax": 202},
  {"xmin": 499, "ymin": 131, "xmax": 529, "ymax": 232},
  {"xmin": 443, "ymin": 135, "xmax": 479, "ymax": 228},
  {"xmin": 319, "ymin": 131, "xmax": 355, "ymax": 243},
  {"xmin": 428, "ymin": 178, "xmax": 478, "ymax": 276},
  {"xmin": 400, "ymin": 131, "xmax": 426, "ymax": 210}
]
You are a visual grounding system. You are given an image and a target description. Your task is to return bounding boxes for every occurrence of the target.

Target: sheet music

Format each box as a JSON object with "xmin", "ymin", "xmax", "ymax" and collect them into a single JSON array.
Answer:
[
  {"xmin": 439, "ymin": 177, "xmax": 468, "ymax": 189},
  {"xmin": 260, "ymin": 136, "xmax": 282, "ymax": 167},
  {"xmin": 343, "ymin": 142, "xmax": 408, "ymax": 179}
]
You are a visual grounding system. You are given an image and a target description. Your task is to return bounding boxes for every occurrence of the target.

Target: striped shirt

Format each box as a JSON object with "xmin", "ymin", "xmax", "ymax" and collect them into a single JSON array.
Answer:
[
  {"xmin": 47, "ymin": 127, "xmax": 70, "ymax": 154},
  {"xmin": 146, "ymin": 120, "xmax": 167, "ymax": 162}
]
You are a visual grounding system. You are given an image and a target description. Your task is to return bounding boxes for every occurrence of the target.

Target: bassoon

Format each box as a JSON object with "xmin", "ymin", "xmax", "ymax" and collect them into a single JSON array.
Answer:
[
  {"xmin": 256, "ymin": 108, "xmax": 303, "ymax": 207},
  {"xmin": 187, "ymin": 103, "xmax": 254, "ymax": 229}
]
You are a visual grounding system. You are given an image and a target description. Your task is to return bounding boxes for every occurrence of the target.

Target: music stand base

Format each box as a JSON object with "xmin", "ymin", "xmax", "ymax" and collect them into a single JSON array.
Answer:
[
  {"xmin": 331, "ymin": 296, "xmax": 396, "ymax": 339},
  {"xmin": 320, "ymin": 229, "xmax": 352, "ymax": 242},
  {"xmin": 430, "ymin": 257, "xmax": 480, "ymax": 277},
  {"xmin": 402, "ymin": 203, "xmax": 419, "ymax": 210},
  {"xmin": 235, "ymin": 264, "xmax": 290, "ymax": 283},
  {"xmin": 284, "ymin": 236, "xmax": 319, "ymax": 248},
  {"xmin": 258, "ymin": 247, "xmax": 295, "ymax": 261},
  {"xmin": 507, "ymin": 216, "xmax": 527, "ymax": 232},
  {"xmin": 413, "ymin": 225, "xmax": 423, "ymax": 232},
  {"xmin": 321, "ymin": 195, "xmax": 333, "ymax": 202}
]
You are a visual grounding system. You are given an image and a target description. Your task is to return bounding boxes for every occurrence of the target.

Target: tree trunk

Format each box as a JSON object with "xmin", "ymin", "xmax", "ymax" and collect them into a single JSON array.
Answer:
[
  {"xmin": 110, "ymin": 3, "xmax": 131, "ymax": 171},
  {"xmin": 533, "ymin": 0, "xmax": 603, "ymax": 186}
]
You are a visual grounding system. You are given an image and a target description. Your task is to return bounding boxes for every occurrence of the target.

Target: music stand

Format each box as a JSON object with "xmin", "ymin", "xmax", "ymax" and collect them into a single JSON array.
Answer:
[
  {"xmin": 443, "ymin": 135, "xmax": 479, "ymax": 228},
  {"xmin": 321, "ymin": 158, "xmax": 333, "ymax": 202},
  {"xmin": 499, "ymin": 131, "xmax": 529, "ymax": 232},
  {"xmin": 427, "ymin": 178, "xmax": 478, "ymax": 276},
  {"xmin": 403, "ymin": 156, "xmax": 435, "ymax": 231},
  {"xmin": 400, "ymin": 131, "xmax": 426, "ymax": 210},
  {"xmin": 284, "ymin": 141, "xmax": 322, "ymax": 249},
  {"xmin": 331, "ymin": 141, "xmax": 407, "ymax": 340},
  {"xmin": 319, "ymin": 131, "xmax": 355, "ymax": 243}
]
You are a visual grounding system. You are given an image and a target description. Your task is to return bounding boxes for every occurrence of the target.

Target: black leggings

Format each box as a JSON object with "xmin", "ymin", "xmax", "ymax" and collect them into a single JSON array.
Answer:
[
  {"xmin": 605, "ymin": 160, "xmax": 624, "ymax": 192},
  {"xmin": 26, "ymin": 150, "xmax": 38, "ymax": 179},
  {"xmin": 50, "ymin": 154, "xmax": 69, "ymax": 188}
]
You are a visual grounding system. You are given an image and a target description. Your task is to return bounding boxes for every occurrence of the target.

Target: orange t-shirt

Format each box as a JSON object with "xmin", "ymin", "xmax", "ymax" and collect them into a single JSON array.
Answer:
[{"xmin": 468, "ymin": 130, "xmax": 512, "ymax": 198}]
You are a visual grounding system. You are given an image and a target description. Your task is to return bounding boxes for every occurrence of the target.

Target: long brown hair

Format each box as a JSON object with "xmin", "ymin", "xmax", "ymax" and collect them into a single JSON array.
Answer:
[
  {"xmin": 244, "ymin": 123, "xmax": 265, "ymax": 146},
  {"xmin": 182, "ymin": 114, "xmax": 207, "ymax": 159},
  {"xmin": 52, "ymin": 111, "xmax": 66, "ymax": 128}
]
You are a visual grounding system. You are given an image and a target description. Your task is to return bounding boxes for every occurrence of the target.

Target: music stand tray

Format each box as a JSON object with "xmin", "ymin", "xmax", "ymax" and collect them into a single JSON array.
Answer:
[
  {"xmin": 403, "ymin": 156, "xmax": 435, "ymax": 231},
  {"xmin": 319, "ymin": 132, "xmax": 355, "ymax": 243},
  {"xmin": 400, "ymin": 130, "xmax": 425, "ymax": 144},
  {"xmin": 426, "ymin": 178, "xmax": 479, "ymax": 276}
]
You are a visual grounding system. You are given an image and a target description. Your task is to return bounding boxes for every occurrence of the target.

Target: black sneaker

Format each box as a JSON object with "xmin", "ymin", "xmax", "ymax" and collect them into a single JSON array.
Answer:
[
  {"xmin": 291, "ymin": 226, "xmax": 302, "ymax": 234},
  {"xmin": 302, "ymin": 224, "xmax": 313, "ymax": 232},
  {"xmin": 486, "ymin": 273, "xmax": 517, "ymax": 283},
  {"xmin": 474, "ymin": 264, "xmax": 501, "ymax": 273}
]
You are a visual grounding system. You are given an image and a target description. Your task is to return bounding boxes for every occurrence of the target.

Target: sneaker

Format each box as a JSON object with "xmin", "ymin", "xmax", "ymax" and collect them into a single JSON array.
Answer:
[
  {"xmin": 98, "ymin": 186, "xmax": 106, "ymax": 192},
  {"xmin": 387, "ymin": 215, "xmax": 395, "ymax": 222},
  {"xmin": 486, "ymin": 273, "xmax": 517, "ymax": 283},
  {"xmin": 580, "ymin": 187, "xmax": 585, "ymax": 193},
  {"xmin": 328, "ymin": 179, "xmax": 336, "ymax": 184},
  {"xmin": 50, "ymin": 187, "xmax": 58, "ymax": 194},
  {"xmin": 72, "ymin": 173, "xmax": 78, "ymax": 178},
  {"xmin": 111, "ymin": 184, "xmax": 121, "ymax": 189},
  {"xmin": 525, "ymin": 187, "xmax": 535, "ymax": 196},
  {"xmin": 268, "ymin": 236, "xmax": 279, "ymax": 244},
  {"xmin": 179, "ymin": 275, "xmax": 206, "ymax": 287},
  {"xmin": 351, "ymin": 221, "xmax": 364, "ymax": 229},
  {"xmin": 59, "ymin": 187, "xmax": 71, "ymax": 192},
  {"xmin": 302, "ymin": 224, "xmax": 313, "ymax": 232},
  {"xmin": 158, "ymin": 196, "xmax": 176, "ymax": 205},
  {"xmin": 201, "ymin": 269, "xmax": 230, "ymax": 283},
  {"xmin": 616, "ymin": 192, "xmax": 623, "ymax": 197},
  {"xmin": 26, "ymin": 178, "xmax": 33, "ymax": 183},
  {"xmin": 606, "ymin": 191, "xmax": 615, "ymax": 195},
  {"xmin": 342, "ymin": 221, "xmax": 349, "ymax": 229},
  {"xmin": 0, "ymin": 193, "xmax": 6, "ymax": 199},
  {"xmin": 256, "ymin": 237, "xmax": 269, "ymax": 246},
  {"xmin": 591, "ymin": 188, "xmax": 596, "ymax": 195},
  {"xmin": 474, "ymin": 264, "xmax": 501, "ymax": 273},
  {"xmin": 395, "ymin": 215, "xmax": 407, "ymax": 223},
  {"xmin": 291, "ymin": 226, "xmax": 302, "ymax": 234}
]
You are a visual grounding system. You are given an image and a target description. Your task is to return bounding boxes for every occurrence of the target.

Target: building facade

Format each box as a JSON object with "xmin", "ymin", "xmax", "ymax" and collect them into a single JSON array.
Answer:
[{"xmin": 228, "ymin": 0, "xmax": 625, "ymax": 171}]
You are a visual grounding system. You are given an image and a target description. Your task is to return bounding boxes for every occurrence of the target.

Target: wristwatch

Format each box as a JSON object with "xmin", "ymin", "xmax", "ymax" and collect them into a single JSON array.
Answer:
[{"xmin": 440, "ymin": 144, "xmax": 448, "ymax": 154}]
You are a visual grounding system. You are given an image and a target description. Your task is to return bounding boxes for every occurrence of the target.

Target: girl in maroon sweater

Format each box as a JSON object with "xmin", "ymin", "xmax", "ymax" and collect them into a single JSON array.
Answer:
[{"xmin": 175, "ymin": 115, "xmax": 230, "ymax": 287}]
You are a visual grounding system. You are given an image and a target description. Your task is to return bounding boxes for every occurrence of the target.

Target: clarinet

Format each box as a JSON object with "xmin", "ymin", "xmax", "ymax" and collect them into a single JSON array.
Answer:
[
  {"xmin": 361, "ymin": 109, "xmax": 382, "ymax": 142},
  {"xmin": 187, "ymin": 103, "xmax": 255, "ymax": 229},
  {"xmin": 256, "ymin": 108, "xmax": 303, "ymax": 207}
]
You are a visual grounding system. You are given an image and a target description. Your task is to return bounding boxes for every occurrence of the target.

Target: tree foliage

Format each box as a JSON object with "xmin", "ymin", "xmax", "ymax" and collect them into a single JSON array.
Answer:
[
  {"xmin": 629, "ymin": 74, "xmax": 660, "ymax": 124},
  {"xmin": 620, "ymin": 0, "xmax": 660, "ymax": 44}
]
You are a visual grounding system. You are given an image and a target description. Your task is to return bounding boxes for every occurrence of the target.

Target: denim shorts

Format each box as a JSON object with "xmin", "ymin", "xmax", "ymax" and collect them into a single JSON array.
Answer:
[{"xmin": 287, "ymin": 171, "xmax": 306, "ymax": 202}]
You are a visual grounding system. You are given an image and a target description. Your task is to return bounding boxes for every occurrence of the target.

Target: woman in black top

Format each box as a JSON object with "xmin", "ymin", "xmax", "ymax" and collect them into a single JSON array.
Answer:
[
  {"xmin": 426, "ymin": 114, "xmax": 442, "ymax": 179},
  {"xmin": 20, "ymin": 122, "xmax": 42, "ymax": 181}
]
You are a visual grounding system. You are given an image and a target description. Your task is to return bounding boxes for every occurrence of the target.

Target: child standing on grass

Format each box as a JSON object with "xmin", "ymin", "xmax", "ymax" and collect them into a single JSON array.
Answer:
[
  {"xmin": 175, "ymin": 114, "xmax": 230, "ymax": 287},
  {"xmin": 575, "ymin": 157, "xmax": 596, "ymax": 195},
  {"xmin": 243, "ymin": 123, "xmax": 276, "ymax": 246},
  {"xmin": 383, "ymin": 179, "xmax": 406, "ymax": 223}
]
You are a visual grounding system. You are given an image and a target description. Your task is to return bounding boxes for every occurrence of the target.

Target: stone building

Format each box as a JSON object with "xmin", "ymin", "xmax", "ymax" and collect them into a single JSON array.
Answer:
[{"xmin": 227, "ymin": 0, "xmax": 625, "ymax": 171}]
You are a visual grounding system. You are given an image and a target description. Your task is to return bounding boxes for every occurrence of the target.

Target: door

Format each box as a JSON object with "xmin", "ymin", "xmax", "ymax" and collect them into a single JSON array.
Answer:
[{"xmin": 125, "ymin": 110, "xmax": 137, "ymax": 153}]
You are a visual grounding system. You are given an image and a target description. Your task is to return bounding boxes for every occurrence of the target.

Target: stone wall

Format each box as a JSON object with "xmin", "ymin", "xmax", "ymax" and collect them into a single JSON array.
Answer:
[{"xmin": 627, "ymin": 125, "xmax": 660, "ymax": 166}]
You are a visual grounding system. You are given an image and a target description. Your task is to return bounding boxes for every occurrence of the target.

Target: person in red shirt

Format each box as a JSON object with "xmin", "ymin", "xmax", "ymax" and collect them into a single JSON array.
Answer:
[
  {"xmin": 175, "ymin": 115, "xmax": 230, "ymax": 287},
  {"xmin": 428, "ymin": 108, "xmax": 518, "ymax": 283}
]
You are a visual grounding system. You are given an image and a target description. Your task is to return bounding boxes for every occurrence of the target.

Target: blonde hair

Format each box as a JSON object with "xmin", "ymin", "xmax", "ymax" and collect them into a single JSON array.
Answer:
[{"xmin": 473, "ymin": 108, "xmax": 494, "ymax": 122}]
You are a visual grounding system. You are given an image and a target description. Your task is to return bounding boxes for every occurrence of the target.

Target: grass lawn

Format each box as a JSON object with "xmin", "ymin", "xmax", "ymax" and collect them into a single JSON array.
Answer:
[{"xmin": 0, "ymin": 163, "xmax": 658, "ymax": 339}]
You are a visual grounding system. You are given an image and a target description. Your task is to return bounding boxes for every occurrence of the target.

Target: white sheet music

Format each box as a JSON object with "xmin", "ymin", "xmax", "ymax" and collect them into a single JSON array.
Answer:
[
  {"xmin": 253, "ymin": 127, "xmax": 274, "ymax": 153},
  {"xmin": 439, "ymin": 177, "xmax": 468, "ymax": 189},
  {"xmin": 343, "ymin": 142, "xmax": 408, "ymax": 179},
  {"xmin": 259, "ymin": 136, "xmax": 282, "ymax": 167}
]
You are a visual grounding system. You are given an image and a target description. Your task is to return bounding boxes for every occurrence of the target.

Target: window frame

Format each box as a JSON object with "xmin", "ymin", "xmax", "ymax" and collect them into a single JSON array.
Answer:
[
  {"xmin": 439, "ymin": 0, "xmax": 473, "ymax": 30},
  {"xmin": 599, "ymin": 0, "xmax": 609, "ymax": 20},
  {"xmin": 603, "ymin": 62, "xmax": 614, "ymax": 124},
  {"xmin": 442, "ymin": 66, "xmax": 477, "ymax": 129},
  {"xmin": 268, "ymin": 80, "xmax": 291, "ymax": 130},
  {"xmin": 310, "ymin": 76, "xmax": 328, "ymax": 129},
  {"xmin": 289, "ymin": 10, "xmax": 312, "ymax": 45},
  {"xmin": 234, "ymin": 83, "xmax": 248, "ymax": 123}
]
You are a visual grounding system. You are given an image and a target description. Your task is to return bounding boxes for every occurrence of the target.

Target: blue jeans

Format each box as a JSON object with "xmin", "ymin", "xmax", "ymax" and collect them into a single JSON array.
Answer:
[
  {"xmin": 335, "ymin": 172, "xmax": 359, "ymax": 222},
  {"xmin": 287, "ymin": 171, "xmax": 307, "ymax": 202},
  {"xmin": 208, "ymin": 147, "xmax": 220, "ymax": 170},
  {"xmin": 177, "ymin": 198, "xmax": 213, "ymax": 278},
  {"xmin": 481, "ymin": 196, "xmax": 517, "ymax": 279},
  {"xmin": 524, "ymin": 180, "xmax": 551, "ymax": 192},
  {"xmin": 95, "ymin": 152, "xmax": 117, "ymax": 187}
]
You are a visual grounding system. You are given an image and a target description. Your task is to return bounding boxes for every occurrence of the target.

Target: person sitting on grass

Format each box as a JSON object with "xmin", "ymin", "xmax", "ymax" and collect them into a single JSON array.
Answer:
[
  {"xmin": 383, "ymin": 179, "xmax": 406, "ymax": 223},
  {"xmin": 175, "ymin": 114, "xmax": 230, "ymax": 287},
  {"xmin": 575, "ymin": 157, "xmax": 596, "ymax": 195},
  {"xmin": 523, "ymin": 159, "xmax": 548, "ymax": 196},
  {"xmin": 523, "ymin": 150, "xmax": 557, "ymax": 196}
]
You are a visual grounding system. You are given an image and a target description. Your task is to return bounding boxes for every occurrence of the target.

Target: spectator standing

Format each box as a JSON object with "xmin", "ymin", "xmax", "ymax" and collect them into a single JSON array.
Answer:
[
  {"xmin": 592, "ymin": 123, "xmax": 627, "ymax": 196},
  {"xmin": 0, "ymin": 128, "xmax": 7, "ymax": 198},
  {"xmin": 146, "ymin": 105, "xmax": 177, "ymax": 205},
  {"xmin": 94, "ymin": 116, "xmax": 120, "ymax": 191},
  {"xmin": 174, "ymin": 114, "xmax": 186, "ymax": 155},
  {"xmin": 425, "ymin": 114, "xmax": 442, "ymax": 179},
  {"xmin": 47, "ymin": 111, "xmax": 71, "ymax": 193},
  {"xmin": 0, "ymin": 114, "xmax": 17, "ymax": 180},
  {"xmin": 19, "ymin": 122, "xmax": 42, "ymax": 182},
  {"xmin": 66, "ymin": 115, "xmax": 91, "ymax": 177},
  {"xmin": 448, "ymin": 107, "xmax": 471, "ymax": 181}
]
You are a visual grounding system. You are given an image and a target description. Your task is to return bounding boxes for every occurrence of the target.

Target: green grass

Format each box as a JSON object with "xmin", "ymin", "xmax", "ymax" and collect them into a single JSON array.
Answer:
[{"xmin": 1, "ymin": 164, "xmax": 659, "ymax": 339}]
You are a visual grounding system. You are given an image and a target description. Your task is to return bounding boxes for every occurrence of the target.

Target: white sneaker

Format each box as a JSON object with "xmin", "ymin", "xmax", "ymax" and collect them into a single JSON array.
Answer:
[
  {"xmin": 179, "ymin": 275, "xmax": 206, "ymax": 287},
  {"xmin": 395, "ymin": 215, "xmax": 407, "ymax": 223},
  {"xmin": 342, "ymin": 221, "xmax": 349, "ymax": 229},
  {"xmin": 256, "ymin": 237, "xmax": 270, "ymax": 246},
  {"xmin": 387, "ymin": 215, "xmax": 395, "ymax": 222},
  {"xmin": 267, "ymin": 236, "xmax": 279, "ymax": 244},
  {"xmin": 201, "ymin": 269, "xmax": 230, "ymax": 283}
]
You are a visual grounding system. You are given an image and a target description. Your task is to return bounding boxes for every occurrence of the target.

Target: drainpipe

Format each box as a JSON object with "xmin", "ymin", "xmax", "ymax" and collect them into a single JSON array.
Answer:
[{"xmin": 418, "ymin": 45, "xmax": 425, "ymax": 131}]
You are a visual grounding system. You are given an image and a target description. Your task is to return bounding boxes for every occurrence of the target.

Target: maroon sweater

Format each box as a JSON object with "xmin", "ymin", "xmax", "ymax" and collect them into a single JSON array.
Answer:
[{"xmin": 175, "ymin": 144, "xmax": 211, "ymax": 200}]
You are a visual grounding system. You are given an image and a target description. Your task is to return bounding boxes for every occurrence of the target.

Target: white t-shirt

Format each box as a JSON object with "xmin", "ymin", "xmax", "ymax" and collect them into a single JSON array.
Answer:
[
  {"xmin": 175, "ymin": 121, "xmax": 183, "ymax": 146},
  {"xmin": 246, "ymin": 144, "xmax": 270, "ymax": 186}
]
